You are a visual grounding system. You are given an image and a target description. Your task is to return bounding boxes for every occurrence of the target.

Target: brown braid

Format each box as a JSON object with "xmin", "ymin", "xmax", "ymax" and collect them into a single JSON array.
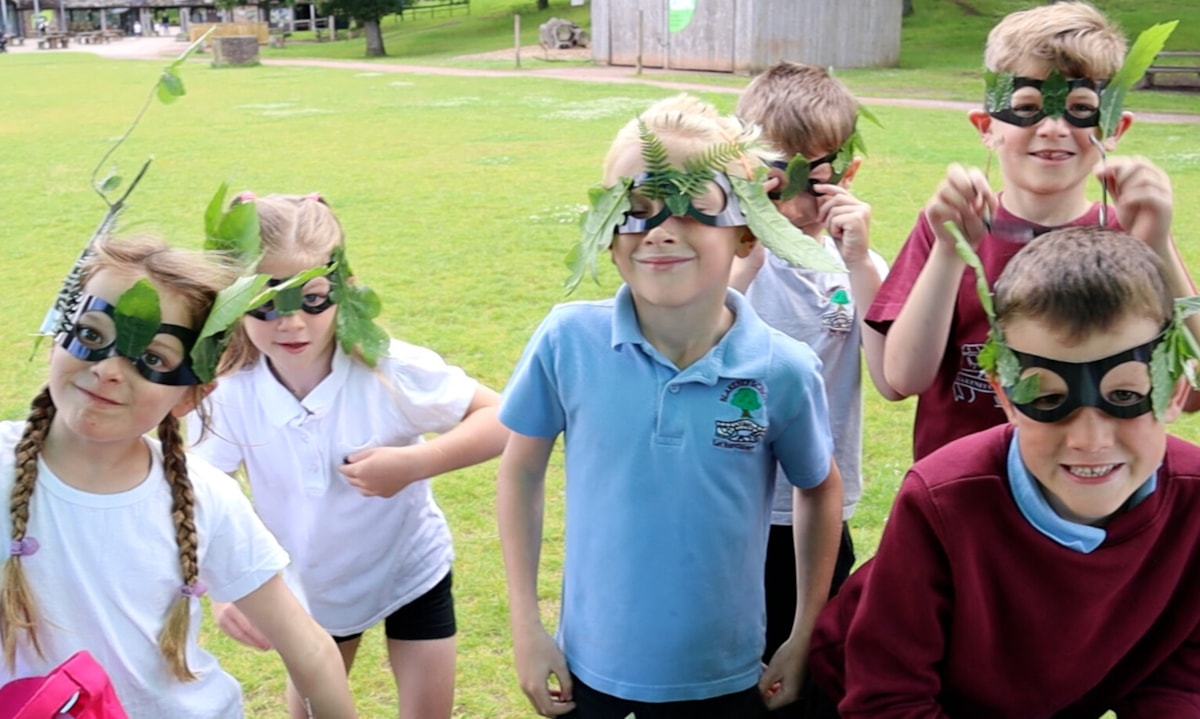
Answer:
[
  {"xmin": 156, "ymin": 414, "xmax": 201, "ymax": 682},
  {"xmin": 1, "ymin": 387, "xmax": 55, "ymax": 669}
]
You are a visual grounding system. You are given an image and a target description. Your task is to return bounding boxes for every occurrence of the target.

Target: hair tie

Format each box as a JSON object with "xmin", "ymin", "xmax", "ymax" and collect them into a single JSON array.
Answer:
[
  {"xmin": 180, "ymin": 581, "xmax": 207, "ymax": 599},
  {"xmin": 235, "ymin": 191, "xmax": 257, "ymax": 204},
  {"xmin": 10, "ymin": 537, "xmax": 39, "ymax": 557},
  {"xmin": 305, "ymin": 192, "xmax": 324, "ymax": 203}
]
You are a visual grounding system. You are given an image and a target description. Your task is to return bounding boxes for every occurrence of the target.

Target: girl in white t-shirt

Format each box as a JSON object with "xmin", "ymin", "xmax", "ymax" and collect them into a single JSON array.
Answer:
[
  {"xmin": 191, "ymin": 193, "xmax": 508, "ymax": 719},
  {"xmin": 0, "ymin": 235, "xmax": 355, "ymax": 718}
]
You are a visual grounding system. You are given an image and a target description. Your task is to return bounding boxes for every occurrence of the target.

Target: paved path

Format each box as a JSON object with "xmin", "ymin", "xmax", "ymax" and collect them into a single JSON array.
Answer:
[{"xmin": 12, "ymin": 35, "xmax": 1199, "ymax": 124}]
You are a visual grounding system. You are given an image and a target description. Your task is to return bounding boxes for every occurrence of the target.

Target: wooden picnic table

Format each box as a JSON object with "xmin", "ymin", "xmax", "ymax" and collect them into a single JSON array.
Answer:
[
  {"xmin": 1141, "ymin": 50, "xmax": 1200, "ymax": 89},
  {"xmin": 37, "ymin": 33, "xmax": 70, "ymax": 49}
]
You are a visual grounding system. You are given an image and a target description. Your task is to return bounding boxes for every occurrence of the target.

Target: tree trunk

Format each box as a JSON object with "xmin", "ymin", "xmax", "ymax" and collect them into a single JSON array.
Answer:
[
  {"xmin": 536, "ymin": 0, "xmax": 548, "ymax": 9},
  {"xmin": 902, "ymin": 0, "xmax": 914, "ymax": 17},
  {"xmin": 363, "ymin": 17, "xmax": 384, "ymax": 56}
]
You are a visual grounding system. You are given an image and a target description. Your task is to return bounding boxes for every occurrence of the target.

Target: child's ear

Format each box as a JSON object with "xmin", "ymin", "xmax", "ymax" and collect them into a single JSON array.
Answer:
[
  {"xmin": 838, "ymin": 157, "xmax": 863, "ymax": 189},
  {"xmin": 736, "ymin": 231, "xmax": 758, "ymax": 258},
  {"xmin": 989, "ymin": 376, "xmax": 1022, "ymax": 425},
  {"xmin": 968, "ymin": 110, "xmax": 996, "ymax": 147},
  {"xmin": 171, "ymin": 382, "xmax": 215, "ymax": 418},
  {"xmin": 1102, "ymin": 112, "xmax": 1134, "ymax": 152}
]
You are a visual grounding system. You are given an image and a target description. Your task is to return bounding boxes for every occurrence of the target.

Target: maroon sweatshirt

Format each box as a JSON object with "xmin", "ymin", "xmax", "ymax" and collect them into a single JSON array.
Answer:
[{"xmin": 810, "ymin": 424, "xmax": 1200, "ymax": 718}]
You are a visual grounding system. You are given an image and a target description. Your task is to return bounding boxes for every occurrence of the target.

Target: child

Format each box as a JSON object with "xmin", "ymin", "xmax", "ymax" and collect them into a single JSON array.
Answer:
[
  {"xmin": 497, "ymin": 94, "xmax": 844, "ymax": 718},
  {"xmin": 731, "ymin": 62, "xmax": 899, "ymax": 670},
  {"xmin": 866, "ymin": 1, "xmax": 1191, "ymax": 460},
  {"xmin": 0, "ymin": 235, "xmax": 355, "ymax": 717},
  {"xmin": 808, "ymin": 226, "xmax": 1200, "ymax": 716},
  {"xmin": 189, "ymin": 193, "xmax": 509, "ymax": 719}
]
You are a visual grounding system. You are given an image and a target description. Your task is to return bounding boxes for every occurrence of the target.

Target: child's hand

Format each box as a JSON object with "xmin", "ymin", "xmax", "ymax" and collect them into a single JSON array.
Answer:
[
  {"xmin": 925, "ymin": 163, "xmax": 994, "ymax": 251},
  {"xmin": 212, "ymin": 600, "xmax": 273, "ymax": 650},
  {"xmin": 338, "ymin": 446, "xmax": 423, "ymax": 498},
  {"xmin": 513, "ymin": 625, "xmax": 575, "ymax": 717},
  {"xmin": 759, "ymin": 634, "xmax": 806, "ymax": 710},
  {"xmin": 815, "ymin": 185, "xmax": 872, "ymax": 266},
  {"xmin": 1098, "ymin": 155, "xmax": 1174, "ymax": 254},
  {"xmin": 730, "ymin": 243, "xmax": 766, "ymax": 294}
]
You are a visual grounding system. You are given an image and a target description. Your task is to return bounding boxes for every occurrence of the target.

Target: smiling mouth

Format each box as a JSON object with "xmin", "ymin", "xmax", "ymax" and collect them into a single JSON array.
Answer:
[
  {"xmin": 1032, "ymin": 150, "xmax": 1074, "ymax": 161},
  {"xmin": 279, "ymin": 342, "xmax": 309, "ymax": 354},
  {"xmin": 1064, "ymin": 464, "xmax": 1118, "ymax": 483},
  {"xmin": 77, "ymin": 386, "xmax": 120, "ymax": 405}
]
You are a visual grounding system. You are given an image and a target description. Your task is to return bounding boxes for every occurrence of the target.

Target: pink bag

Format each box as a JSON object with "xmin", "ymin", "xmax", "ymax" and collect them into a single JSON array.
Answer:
[{"xmin": 0, "ymin": 651, "xmax": 128, "ymax": 719}]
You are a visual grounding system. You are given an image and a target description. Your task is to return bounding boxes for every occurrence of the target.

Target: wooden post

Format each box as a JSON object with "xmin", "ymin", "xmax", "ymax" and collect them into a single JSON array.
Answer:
[
  {"xmin": 636, "ymin": 10, "xmax": 643, "ymax": 76},
  {"xmin": 328, "ymin": 15, "xmax": 335, "ymax": 40},
  {"xmin": 514, "ymin": 13, "xmax": 520, "ymax": 68}
]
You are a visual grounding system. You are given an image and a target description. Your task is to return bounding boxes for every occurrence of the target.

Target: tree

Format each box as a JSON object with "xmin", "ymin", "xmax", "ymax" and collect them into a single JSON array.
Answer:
[
  {"xmin": 730, "ymin": 388, "xmax": 761, "ymax": 418},
  {"xmin": 536, "ymin": 0, "xmax": 548, "ymax": 9},
  {"xmin": 318, "ymin": 0, "xmax": 396, "ymax": 56},
  {"xmin": 903, "ymin": 0, "xmax": 914, "ymax": 17}
]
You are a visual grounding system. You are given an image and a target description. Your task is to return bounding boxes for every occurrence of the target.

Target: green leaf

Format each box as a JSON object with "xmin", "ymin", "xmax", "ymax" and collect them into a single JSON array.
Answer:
[
  {"xmin": 216, "ymin": 201, "xmax": 262, "ymax": 260},
  {"xmin": 730, "ymin": 176, "xmax": 845, "ymax": 273},
  {"xmin": 1009, "ymin": 373, "xmax": 1040, "ymax": 405},
  {"xmin": 1039, "ymin": 71, "xmax": 1069, "ymax": 119},
  {"xmin": 329, "ymin": 247, "xmax": 389, "ymax": 366},
  {"xmin": 858, "ymin": 104, "xmax": 883, "ymax": 129},
  {"xmin": 190, "ymin": 274, "xmax": 270, "ymax": 383},
  {"xmin": 983, "ymin": 70, "xmax": 1015, "ymax": 115},
  {"xmin": 777, "ymin": 154, "xmax": 811, "ymax": 202},
  {"xmin": 113, "ymin": 279, "xmax": 162, "ymax": 358},
  {"xmin": 1150, "ymin": 338, "xmax": 1175, "ymax": 422},
  {"xmin": 204, "ymin": 181, "xmax": 230, "ymax": 244},
  {"xmin": 156, "ymin": 67, "xmax": 186, "ymax": 105},
  {"xmin": 1100, "ymin": 21, "xmax": 1178, "ymax": 137},
  {"xmin": 946, "ymin": 222, "xmax": 994, "ymax": 319},
  {"xmin": 566, "ymin": 179, "xmax": 632, "ymax": 293}
]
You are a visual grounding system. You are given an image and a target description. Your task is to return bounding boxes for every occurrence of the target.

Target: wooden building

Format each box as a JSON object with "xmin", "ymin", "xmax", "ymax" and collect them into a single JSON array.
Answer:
[{"xmin": 591, "ymin": 0, "xmax": 903, "ymax": 73}]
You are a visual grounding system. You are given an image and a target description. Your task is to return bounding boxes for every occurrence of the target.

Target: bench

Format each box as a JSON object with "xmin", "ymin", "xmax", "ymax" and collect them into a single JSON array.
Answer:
[
  {"xmin": 398, "ymin": 0, "xmax": 470, "ymax": 21},
  {"xmin": 1140, "ymin": 51, "xmax": 1200, "ymax": 89},
  {"xmin": 6, "ymin": 35, "xmax": 25, "ymax": 46},
  {"xmin": 36, "ymin": 33, "xmax": 70, "ymax": 49}
]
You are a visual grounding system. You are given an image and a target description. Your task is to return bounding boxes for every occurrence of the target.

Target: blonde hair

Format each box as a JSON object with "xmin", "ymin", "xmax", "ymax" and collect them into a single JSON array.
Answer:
[
  {"xmin": 217, "ymin": 194, "xmax": 345, "ymax": 375},
  {"xmin": 984, "ymin": 1, "xmax": 1126, "ymax": 79},
  {"xmin": 736, "ymin": 62, "xmax": 858, "ymax": 159},
  {"xmin": 602, "ymin": 93, "xmax": 775, "ymax": 186},
  {"xmin": 2, "ymin": 235, "xmax": 238, "ymax": 682}
]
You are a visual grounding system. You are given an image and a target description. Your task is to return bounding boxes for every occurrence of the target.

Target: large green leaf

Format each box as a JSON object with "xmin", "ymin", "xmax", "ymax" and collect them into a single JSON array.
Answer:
[
  {"xmin": 113, "ymin": 279, "xmax": 162, "ymax": 358},
  {"xmin": 1099, "ymin": 21, "xmax": 1178, "ymax": 137},
  {"xmin": 983, "ymin": 70, "xmax": 1015, "ymax": 114},
  {"xmin": 1039, "ymin": 71, "xmax": 1069, "ymax": 119},
  {"xmin": 329, "ymin": 247, "xmax": 389, "ymax": 366},
  {"xmin": 565, "ymin": 178, "xmax": 632, "ymax": 293},
  {"xmin": 730, "ymin": 176, "xmax": 844, "ymax": 273},
  {"xmin": 189, "ymin": 274, "xmax": 270, "ymax": 383},
  {"xmin": 156, "ymin": 67, "xmax": 185, "ymax": 105}
]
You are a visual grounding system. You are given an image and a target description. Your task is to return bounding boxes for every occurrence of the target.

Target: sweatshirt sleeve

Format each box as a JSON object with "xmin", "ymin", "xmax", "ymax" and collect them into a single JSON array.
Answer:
[
  {"xmin": 840, "ymin": 474, "xmax": 955, "ymax": 719},
  {"xmin": 1114, "ymin": 626, "xmax": 1200, "ymax": 718}
]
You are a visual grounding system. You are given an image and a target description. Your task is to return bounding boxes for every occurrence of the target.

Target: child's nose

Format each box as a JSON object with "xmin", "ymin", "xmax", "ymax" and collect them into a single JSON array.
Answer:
[
  {"xmin": 1064, "ymin": 406, "xmax": 1116, "ymax": 451},
  {"xmin": 90, "ymin": 355, "xmax": 131, "ymax": 382},
  {"xmin": 1035, "ymin": 114, "xmax": 1073, "ymax": 136},
  {"xmin": 642, "ymin": 221, "xmax": 678, "ymax": 244}
]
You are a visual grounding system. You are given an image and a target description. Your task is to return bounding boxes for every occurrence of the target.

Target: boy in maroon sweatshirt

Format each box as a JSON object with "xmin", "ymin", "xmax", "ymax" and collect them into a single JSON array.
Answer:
[{"xmin": 809, "ymin": 226, "xmax": 1200, "ymax": 717}]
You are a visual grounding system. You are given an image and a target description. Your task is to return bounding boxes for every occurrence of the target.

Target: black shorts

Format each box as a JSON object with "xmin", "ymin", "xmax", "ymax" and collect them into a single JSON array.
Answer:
[
  {"xmin": 564, "ymin": 675, "xmax": 768, "ymax": 719},
  {"xmin": 331, "ymin": 569, "xmax": 456, "ymax": 643}
]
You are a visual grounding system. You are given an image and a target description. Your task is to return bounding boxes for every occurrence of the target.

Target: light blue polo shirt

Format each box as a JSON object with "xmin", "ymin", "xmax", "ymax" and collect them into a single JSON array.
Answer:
[{"xmin": 500, "ymin": 286, "xmax": 834, "ymax": 702}]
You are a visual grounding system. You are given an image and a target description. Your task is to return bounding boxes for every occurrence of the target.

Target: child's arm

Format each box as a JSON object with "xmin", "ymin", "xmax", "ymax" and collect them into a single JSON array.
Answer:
[
  {"xmin": 338, "ymin": 385, "xmax": 509, "ymax": 498},
  {"xmin": 759, "ymin": 458, "xmax": 843, "ymax": 710},
  {"xmin": 496, "ymin": 432, "xmax": 575, "ymax": 717},
  {"xmin": 234, "ymin": 574, "xmax": 357, "ymax": 719},
  {"xmin": 884, "ymin": 164, "xmax": 995, "ymax": 397},
  {"xmin": 816, "ymin": 184, "xmax": 902, "ymax": 400}
]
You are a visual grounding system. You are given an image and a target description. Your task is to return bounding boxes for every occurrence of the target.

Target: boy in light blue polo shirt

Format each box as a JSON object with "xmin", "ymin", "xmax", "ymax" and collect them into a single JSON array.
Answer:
[{"xmin": 496, "ymin": 93, "xmax": 844, "ymax": 719}]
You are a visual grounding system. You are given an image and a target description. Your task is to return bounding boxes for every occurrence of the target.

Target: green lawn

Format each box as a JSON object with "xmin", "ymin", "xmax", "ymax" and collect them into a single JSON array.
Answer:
[{"xmin": 3, "ymin": 3, "xmax": 1200, "ymax": 714}]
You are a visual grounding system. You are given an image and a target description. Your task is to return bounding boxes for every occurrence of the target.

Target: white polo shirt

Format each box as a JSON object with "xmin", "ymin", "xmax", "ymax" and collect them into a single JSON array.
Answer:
[{"xmin": 191, "ymin": 340, "xmax": 474, "ymax": 635}]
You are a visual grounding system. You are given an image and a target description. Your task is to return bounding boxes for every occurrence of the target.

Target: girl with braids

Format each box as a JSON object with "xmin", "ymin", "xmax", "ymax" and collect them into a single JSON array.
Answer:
[
  {"xmin": 0, "ymin": 235, "xmax": 356, "ymax": 718},
  {"xmin": 190, "ymin": 193, "xmax": 508, "ymax": 719}
]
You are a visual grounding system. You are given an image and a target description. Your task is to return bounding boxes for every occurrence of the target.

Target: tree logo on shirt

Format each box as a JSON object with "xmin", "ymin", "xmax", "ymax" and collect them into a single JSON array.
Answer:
[{"xmin": 714, "ymin": 380, "xmax": 767, "ymax": 450}]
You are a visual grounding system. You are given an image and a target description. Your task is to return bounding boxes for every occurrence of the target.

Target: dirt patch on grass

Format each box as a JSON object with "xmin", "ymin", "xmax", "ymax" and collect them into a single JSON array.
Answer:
[{"xmin": 455, "ymin": 43, "xmax": 592, "ymax": 63}]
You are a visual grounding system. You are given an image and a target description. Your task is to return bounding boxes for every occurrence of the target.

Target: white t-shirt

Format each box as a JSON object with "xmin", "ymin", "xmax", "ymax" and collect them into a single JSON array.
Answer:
[
  {"xmin": 191, "ymin": 340, "xmax": 474, "ymax": 635},
  {"xmin": 0, "ymin": 421, "xmax": 288, "ymax": 718},
  {"xmin": 746, "ymin": 240, "xmax": 889, "ymax": 523}
]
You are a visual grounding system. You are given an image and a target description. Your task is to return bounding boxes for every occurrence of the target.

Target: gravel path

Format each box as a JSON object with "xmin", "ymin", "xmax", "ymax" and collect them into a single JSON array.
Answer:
[{"xmin": 12, "ymin": 35, "xmax": 1198, "ymax": 124}]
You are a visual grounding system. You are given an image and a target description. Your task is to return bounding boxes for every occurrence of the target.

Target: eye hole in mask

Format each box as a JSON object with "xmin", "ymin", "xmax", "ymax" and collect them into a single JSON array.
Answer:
[
  {"xmin": 1007, "ymin": 332, "xmax": 1163, "ymax": 423},
  {"xmin": 613, "ymin": 171, "xmax": 748, "ymax": 235},
  {"xmin": 58, "ymin": 295, "xmax": 200, "ymax": 386}
]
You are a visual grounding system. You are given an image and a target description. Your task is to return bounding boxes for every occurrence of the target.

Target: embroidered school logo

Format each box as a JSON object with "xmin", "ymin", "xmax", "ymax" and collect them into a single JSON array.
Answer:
[
  {"xmin": 714, "ymin": 379, "xmax": 767, "ymax": 450},
  {"xmin": 953, "ymin": 343, "xmax": 1000, "ymax": 406},
  {"xmin": 821, "ymin": 286, "xmax": 854, "ymax": 334}
]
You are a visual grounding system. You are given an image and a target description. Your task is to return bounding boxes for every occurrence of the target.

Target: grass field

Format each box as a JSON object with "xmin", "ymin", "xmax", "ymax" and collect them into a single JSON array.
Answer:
[{"xmin": 2, "ymin": 1, "xmax": 1199, "ymax": 716}]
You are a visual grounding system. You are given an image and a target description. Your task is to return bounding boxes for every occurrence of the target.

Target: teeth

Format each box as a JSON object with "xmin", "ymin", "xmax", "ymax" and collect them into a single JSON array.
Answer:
[{"xmin": 1068, "ymin": 465, "xmax": 1115, "ymax": 478}]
